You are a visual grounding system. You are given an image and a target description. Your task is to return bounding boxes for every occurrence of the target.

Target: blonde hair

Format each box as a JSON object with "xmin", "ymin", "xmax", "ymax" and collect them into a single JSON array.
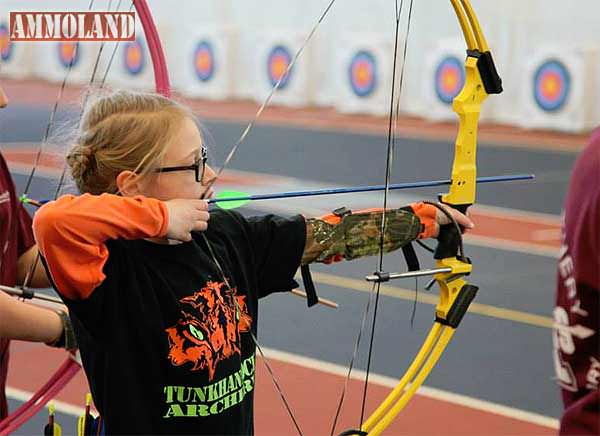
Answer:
[{"xmin": 67, "ymin": 90, "xmax": 194, "ymax": 194}]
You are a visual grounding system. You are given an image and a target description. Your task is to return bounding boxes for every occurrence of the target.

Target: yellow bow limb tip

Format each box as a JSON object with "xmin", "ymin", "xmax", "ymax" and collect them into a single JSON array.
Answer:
[
  {"xmin": 77, "ymin": 393, "xmax": 93, "ymax": 436},
  {"xmin": 44, "ymin": 402, "xmax": 62, "ymax": 436}
]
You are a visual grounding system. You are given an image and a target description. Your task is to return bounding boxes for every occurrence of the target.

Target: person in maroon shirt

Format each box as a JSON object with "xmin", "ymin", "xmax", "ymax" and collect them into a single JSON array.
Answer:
[
  {"xmin": 0, "ymin": 84, "xmax": 75, "ymax": 419},
  {"xmin": 554, "ymin": 128, "xmax": 600, "ymax": 435}
]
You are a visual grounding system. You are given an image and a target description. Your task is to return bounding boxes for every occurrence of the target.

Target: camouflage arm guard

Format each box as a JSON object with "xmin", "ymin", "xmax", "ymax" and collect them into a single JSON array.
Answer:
[{"xmin": 302, "ymin": 209, "xmax": 422, "ymax": 265}]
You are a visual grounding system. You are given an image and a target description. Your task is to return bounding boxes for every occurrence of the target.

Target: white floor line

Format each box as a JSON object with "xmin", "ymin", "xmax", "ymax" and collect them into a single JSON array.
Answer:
[
  {"xmin": 6, "ymin": 386, "xmax": 85, "ymax": 417},
  {"xmin": 261, "ymin": 347, "xmax": 560, "ymax": 430}
]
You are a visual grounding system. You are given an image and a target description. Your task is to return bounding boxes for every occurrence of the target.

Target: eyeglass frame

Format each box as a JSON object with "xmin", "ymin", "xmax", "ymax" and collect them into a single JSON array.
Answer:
[{"xmin": 154, "ymin": 147, "xmax": 208, "ymax": 183}]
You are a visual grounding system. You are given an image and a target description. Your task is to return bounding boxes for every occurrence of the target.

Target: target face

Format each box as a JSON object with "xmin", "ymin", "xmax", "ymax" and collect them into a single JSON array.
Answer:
[
  {"xmin": 194, "ymin": 40, "xmax": 216, "ymax": 82},
  {"xmin": 348, "ymin": 50, "xmax": 377, "ymax": 98},
  {"xmin": 434, "ymin": 56, "xmax": 465, "ymax": 105},
  {"xmin": 57, "ymin": 42, "xmax": 79, "ymax": 68},
  {"xmin": 533, "ymin": 60, "xmax": 571, "ymax": 112},
  {"xmin": 0, "ymin": 23, "xmax": 12, "ymax": 62},
  {"xmin": 123, "ymin": 39, "xmax": 145, "ymax": 75},
  {"xmin": 266, "ymin": 45, "xmax": 292, "ymax": 89}
]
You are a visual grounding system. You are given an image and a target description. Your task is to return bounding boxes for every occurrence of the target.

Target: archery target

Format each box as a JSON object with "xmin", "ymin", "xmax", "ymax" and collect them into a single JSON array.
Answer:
[
  {"xmin": 348, "ymin": 50, "xmax": 377, "ymax": 98},
  {"xmin": 105, "ymin": 22, "xmax": 159, "ymax": 91},
  {"xmin": 518, "ymin": 47, "xmax": 597, "ymax": 132},
  {"xmin": 266, "ymin": 45, "xmax": 293, "ymax": 90},
  {"xmin": 31, "ymin": 40, "xmax": 100, "ymax": 84},
  {"xmin": 0, "ymin": 18, "xmax": 32, "ymax": 79},
  {"xmin": 253, "ymin": 32, "xmax": 313, "ymax": 107},
  {"xmin": 0, "ymin": 23, "xmax": 12, "ymax": 62},
  {"xmin": 57, "ymin": 42, "xmax": 79, "ymax": 69},
  {"xmin": 533, "ymin": 60, "xmax": 571, "ymax": 112},
  {"xmin": 194, "ymin": 40, "xmax": 216, "ymax": 83},
  {"xmin": 167, "ymin": 24, "xmax": 234, "ymax": 100},
  {"xmin": 434, "ymin": 56, "xmax": 465, "ymax": 105},
  {"xmin": 334, "ymin": 34, "xmax": 393, "ymax": 115},
  {"xmin": 422, "ymin": 39, "xmax": 469, "ymax": 121},
  {"xmin": 123, "ymin": 38, "xmax": 146, "ymax": 76}
]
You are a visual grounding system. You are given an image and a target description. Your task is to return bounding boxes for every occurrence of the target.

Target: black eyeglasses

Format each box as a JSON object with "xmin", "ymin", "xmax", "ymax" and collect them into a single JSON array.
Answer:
[{"xmin": 155, "ymin": 147, "xmax": 208, "ymax": 183}]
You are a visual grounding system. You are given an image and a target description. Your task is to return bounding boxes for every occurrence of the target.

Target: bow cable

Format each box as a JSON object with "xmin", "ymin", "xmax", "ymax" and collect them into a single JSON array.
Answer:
[
  {"xmin": 190, "ymin": 1, "xmax": 341, "ymax": 433},
  {"xmin": 360, "ymin": 0, "xmax": 415, "ymax": 428}
]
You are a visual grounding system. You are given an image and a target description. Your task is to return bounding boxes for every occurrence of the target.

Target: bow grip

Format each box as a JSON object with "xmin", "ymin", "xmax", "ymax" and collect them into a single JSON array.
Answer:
[{"xmin": 433, "ymin": 199, "xmax": 470, "ymax": 260}]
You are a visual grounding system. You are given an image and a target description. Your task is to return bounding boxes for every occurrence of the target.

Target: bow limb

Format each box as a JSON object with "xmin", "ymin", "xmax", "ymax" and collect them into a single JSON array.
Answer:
[
  {"xmin": 355, "ymin": 2, "xmax": 502, "ymax": 435},
  {"xmin": 132, "ymin": 0, "xmax": 170, "ymax": 97}
]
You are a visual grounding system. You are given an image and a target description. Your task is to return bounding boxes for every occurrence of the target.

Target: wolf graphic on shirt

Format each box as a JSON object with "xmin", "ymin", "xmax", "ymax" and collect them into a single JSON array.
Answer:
[{"xmin": 165, "ymin": 281, "xmax": 252, "ymax": 380}]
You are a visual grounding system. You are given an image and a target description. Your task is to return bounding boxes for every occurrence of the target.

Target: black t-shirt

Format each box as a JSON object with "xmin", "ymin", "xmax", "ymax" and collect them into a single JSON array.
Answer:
[{"xmin": 63, "ymin": 210, "xmax": 306, "ymax": 435}]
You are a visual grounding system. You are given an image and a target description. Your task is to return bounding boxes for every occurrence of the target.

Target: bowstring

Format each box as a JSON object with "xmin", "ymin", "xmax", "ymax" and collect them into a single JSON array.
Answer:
[
  {"xmin": 195, "ymin": 2, "xmax": 340, "ymax": 435},
  {"xmin": 199, "ymin": 0, "xmax": 336, "ymax": 196},
  {"xmin": 328, "ymin": 1, "xmax": 415, "ymax": 432},
  {"xmin": 201, "ymin": 232, "xmax": 305, "ymax": 435},
  {"xmin": 99, "ymin": 0, "xmax": 129, "ymax": 86},
  {"xmin": 20, "ymin": 0, "xmax": 96, "ymax": 198},
  {"xmin": 359, "ymin": 0, "xmax": 414, "ymax": 429},
  {"xmin": 393, "ymin": 0, "xmax": 420, "ymax": 329},
  {"xmin": 328, "ymin": 282, "xmax": 377, "ymax": 436}
]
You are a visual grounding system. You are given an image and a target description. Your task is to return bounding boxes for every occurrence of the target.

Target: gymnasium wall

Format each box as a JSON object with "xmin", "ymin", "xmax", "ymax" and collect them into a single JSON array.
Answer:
[{"xmin": 1, "ymin": 0, "xmax": 599, "ymax": 132}]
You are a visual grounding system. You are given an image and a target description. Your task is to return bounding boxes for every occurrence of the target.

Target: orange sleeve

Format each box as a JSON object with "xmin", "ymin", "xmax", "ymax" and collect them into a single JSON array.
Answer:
[
  {"xmin": 410, "ymin": 202, "xmax": 437, "ymax": 239},
  {"xmin": 33, "ymin": 193, "xmax": 169, "ymax": 300}
]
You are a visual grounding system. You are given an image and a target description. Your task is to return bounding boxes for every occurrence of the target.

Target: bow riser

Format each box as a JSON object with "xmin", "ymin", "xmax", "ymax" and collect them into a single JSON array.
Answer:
[
  {"xmin": 434, "ymin": 52, "xmax": 488, "ymax": 325},
  {"xmin": 441, "ymin": 54, "xmax": 488, "ymax": 210}
]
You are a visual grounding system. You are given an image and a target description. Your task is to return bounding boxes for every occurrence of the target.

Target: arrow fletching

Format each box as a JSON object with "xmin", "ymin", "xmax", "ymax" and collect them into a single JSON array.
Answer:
[{"xmin": 211, "ymin": 190, "xmax": 252, "ymax": 210}]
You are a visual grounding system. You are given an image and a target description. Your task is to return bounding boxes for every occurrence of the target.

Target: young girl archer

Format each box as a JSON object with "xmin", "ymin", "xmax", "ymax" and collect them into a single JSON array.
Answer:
[{"xmin": 33, "ymin": 90, "xmax": 473, "ymax": 435}]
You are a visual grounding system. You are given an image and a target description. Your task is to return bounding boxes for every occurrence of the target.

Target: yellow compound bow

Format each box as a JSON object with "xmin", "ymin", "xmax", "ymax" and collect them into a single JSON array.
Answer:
[{"xmin": 343, "ymin": 1, "xmax": 503, "ymax": 435}]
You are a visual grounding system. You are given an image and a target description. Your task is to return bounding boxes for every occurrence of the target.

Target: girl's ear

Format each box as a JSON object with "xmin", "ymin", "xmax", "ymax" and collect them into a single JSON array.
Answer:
[{"xmin": 116, "ymin": 170, "xmax": 142, "ymax": 196}]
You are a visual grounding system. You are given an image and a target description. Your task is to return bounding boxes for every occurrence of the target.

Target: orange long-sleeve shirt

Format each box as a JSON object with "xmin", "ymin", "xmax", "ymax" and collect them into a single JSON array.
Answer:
[{"xmin": 33, "ymin": 193, "xmax": 168, "ymax": 300}]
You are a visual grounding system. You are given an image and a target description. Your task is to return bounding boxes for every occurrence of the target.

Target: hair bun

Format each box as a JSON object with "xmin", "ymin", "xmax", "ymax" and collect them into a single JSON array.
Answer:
[{"xmin": 66, "ymin": 144, "xmax": 95, "ymax": 181}]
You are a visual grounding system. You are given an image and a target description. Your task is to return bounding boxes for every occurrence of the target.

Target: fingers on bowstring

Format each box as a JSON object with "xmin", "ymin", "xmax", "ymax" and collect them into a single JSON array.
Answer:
[
  {"xmin": 194, "ymin": 220, "xmax": 208, "ymax": 232},
  {"xmin": 192, "ymin": 199, "xmax": 210, "ymax": 211}
]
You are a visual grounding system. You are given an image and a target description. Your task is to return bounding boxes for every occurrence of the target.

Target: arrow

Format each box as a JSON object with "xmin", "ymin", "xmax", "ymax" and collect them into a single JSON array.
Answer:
[
  {"xmin": 209, "ymin": 174, "xmax": 535, "ymax": 209},
  {"xmin": 21, "ymin": 174, "xmax": 535, "ymax": 210}
]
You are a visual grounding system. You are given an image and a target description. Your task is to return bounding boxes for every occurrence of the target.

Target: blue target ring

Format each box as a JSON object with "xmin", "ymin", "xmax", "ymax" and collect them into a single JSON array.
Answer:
[
  {"xmin": 57, "ymin": 42, "xmax": 79, "ymax": 68},
  {"xmin": 348, "ymin": 50, "xmax": 377, "ymax": 98},
  {"xmin": 0, "ymin": 23, "xmax": 12, "ymax": 62},
  {"xmin": 434, "ymin": 56, "xmax": 465, "ymax": 105},
  {"xmin": 533, "ymin": 60, "xmax": 571, "ymax": 112},
  {"xmin": 193, "ymin": 40, "xmax": 216, "ymax": 82},
  {"xmin": 267, "ymin": 45, "xmax": 292, "ymax": 89},
  {"xmin": 123, "ymin": 38, "xmax": 145, "ymax": 76}
]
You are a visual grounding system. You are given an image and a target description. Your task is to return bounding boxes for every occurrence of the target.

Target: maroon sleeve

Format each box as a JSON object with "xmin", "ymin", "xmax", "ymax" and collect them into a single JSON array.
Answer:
[
  {"xmin": 555, "ymin": 128, "xmax": 600, "ymax": 436},
  {"xmin": 16, "ymin": 202, "xmax": 35, "ymax": 257}
]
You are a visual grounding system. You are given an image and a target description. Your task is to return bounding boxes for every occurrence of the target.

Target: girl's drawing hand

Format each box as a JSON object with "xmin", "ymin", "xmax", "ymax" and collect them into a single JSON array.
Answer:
[{"xmin": 164, "ymin": 199, "xmax": 210, "ymax": 241}]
